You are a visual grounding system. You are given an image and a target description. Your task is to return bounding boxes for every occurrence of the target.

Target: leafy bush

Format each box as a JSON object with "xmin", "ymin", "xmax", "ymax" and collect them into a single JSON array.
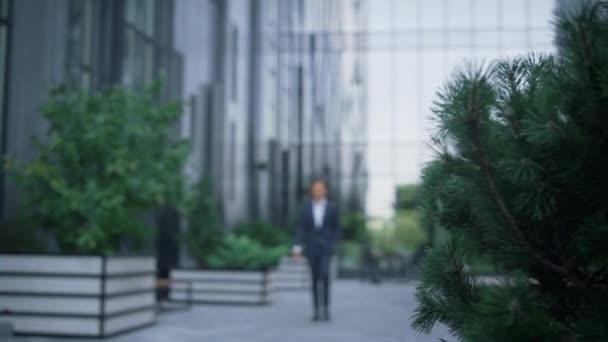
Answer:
[
  {"xmin": 6, "ymin": 85, "xmax": 188, "ymax": 254},
  {"xmin": 233, "ymin": 220, "xmax": 290, "ymax": 248},
  {"xmin": 206, "ymin": 235, "xmax": 287, "ymax": 271},
  {"xmin": 368, "ymin": 211, "xmax": 427, "ymax": 257},
  {"xmin": 394, "ymin": 184, "xmax": 419, "ymax": 210},
  {"xmin": 392, "ymin": 209, "xmax": 427, "ymax": 250},
  {"xmin": 341, "ymin": 211, "xmax": 368, "ymax": 242},
  {"xmin": 0, "ymin": 215, "xmax": 47, "ymax": 253},
  {"xmin": 337, "ymin": 240, "xmax": 363, "ymax": 271},
  {"xmin": 182, "ymin": 179, "xmax": 223, "ymax": 267}
]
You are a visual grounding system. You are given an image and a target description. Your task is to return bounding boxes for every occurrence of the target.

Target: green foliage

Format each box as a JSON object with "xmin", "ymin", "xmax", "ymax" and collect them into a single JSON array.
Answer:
[
  {"xmin": 6, "ymin": 85, "xmax": 188, "ymax": 254},
  {"xmin": 413, "ymin": 5, "xmax": 608, "ymax": 341},
  {"xmin": 368, "ymin": 210, "xmax": 426, "ymax": 257},
  {"xmin": 234, "ymin": 219, "xmax": 290, "ymax": 248},
  {"xmin": 182, "ymin": 179, "xmax": 223, "ymax": 267},
  {"xmin": 337, "ymin": 240, "xmax": 363, "ymax": 270},
  {"xmin": 341, "ymin": 211, "xmax": 368, "ymax": 242},
  {"xmin": 395, "ymin": 184, "xmax": 419, "ymax": 210},
  {"xmin": 369, "ymin": 224, "xmax": 399, "ymax": 256},
  {"xmin": 206, "ymin": 235, "xmax": 287, "ymax": 271},
  {"xmin": 0, "ymin": 215, "xmax": 47, "ymax": 253},
  {"xmin": 393, "ymin": 209, "xmax": 427, "ymax": 250}
]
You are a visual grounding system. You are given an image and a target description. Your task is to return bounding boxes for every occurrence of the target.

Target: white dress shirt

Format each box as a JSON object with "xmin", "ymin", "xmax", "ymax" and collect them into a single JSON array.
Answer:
[{"xmin": 312, "ymin": 199, "xmax": 327, "ymax": 229}]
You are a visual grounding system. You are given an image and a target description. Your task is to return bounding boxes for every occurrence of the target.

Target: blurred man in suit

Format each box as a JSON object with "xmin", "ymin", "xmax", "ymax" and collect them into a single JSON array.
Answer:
[{"xmin": 293, "ymin": 179, "xmax": 341, "ymax": 322}]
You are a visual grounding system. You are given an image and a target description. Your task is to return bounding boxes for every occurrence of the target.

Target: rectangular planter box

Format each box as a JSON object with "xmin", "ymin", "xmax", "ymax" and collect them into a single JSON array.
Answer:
[
  {"xmin": 0, "ymin": 254, "xmax": 156, "ymax": 338},
  {"xmin": 270, "ymin": 257, "xmax": 310, "ymax": 290},
  {"xmin": 169, "ymin": 269, "xmax": 270, "ymax": 305},
  {"xmin": 271, "ymin": 256, "xmax": 338, "ymax": 290}
]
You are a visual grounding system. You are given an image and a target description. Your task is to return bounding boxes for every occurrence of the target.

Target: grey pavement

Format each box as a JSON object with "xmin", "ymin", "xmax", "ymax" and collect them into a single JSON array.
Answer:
[{"xmin": 3, "ymin": 280, "xmax": 452, "ymax": 342}]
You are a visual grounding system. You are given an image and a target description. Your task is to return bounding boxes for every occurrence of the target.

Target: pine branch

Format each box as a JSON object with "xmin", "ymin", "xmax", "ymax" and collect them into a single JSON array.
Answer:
[{"xmin": 464, "ymin": 76, "xmax": 579, "ymax": 284}]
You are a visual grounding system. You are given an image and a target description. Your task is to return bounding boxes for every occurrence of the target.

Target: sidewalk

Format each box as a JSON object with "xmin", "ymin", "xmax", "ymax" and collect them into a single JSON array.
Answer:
[{"xmin": 4, "ymin": 280, "xmax": 451, "ymax": 342}]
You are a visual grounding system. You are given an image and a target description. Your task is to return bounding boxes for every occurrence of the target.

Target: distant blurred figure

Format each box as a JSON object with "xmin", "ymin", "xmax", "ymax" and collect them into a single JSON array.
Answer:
[
  {"xmin": 363, "ymin": 242, "xmax": 381, "ymax": 284},
  {"xmin": 293, "ymin": 179, "xmax": 341, "ymax": 322}
]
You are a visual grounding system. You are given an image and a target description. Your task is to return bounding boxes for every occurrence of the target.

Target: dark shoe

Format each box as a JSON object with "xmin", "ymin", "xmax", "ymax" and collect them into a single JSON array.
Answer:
[
  {"xmin": 323, "ymin": 310, "xmax": 331, "ymax": 322},
  {"xmin": 312, "ymin": 313, "xmax": 320, "ymax": 322}
]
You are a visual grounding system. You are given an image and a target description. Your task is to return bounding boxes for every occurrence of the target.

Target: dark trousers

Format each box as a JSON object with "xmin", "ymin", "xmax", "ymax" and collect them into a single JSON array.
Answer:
[{"xmin": 308, "ymin": 255, "xmax": 330, "ymax": 315}]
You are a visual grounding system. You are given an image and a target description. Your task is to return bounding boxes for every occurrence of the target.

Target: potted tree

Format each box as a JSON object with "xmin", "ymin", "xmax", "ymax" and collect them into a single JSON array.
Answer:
[
  {"xmin": 170, "ymin": 194, "xmax": 287, "ymax": 305},
  {"xmin": 171, "ymin": 234, "xmax": 286, "ymax": 305},
  {"xmin": 0, "ymin": 85, "xmax": 188, "ymax": 337},
  {"xmin": 234, "ymin": 220, "xmax": 308, "ymax": 291}
]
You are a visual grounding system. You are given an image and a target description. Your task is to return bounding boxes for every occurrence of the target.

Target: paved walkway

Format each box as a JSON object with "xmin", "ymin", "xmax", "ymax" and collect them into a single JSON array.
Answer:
[{"xmin": 5, "ymin": 280, "xmax": 451, "ymax": 342}]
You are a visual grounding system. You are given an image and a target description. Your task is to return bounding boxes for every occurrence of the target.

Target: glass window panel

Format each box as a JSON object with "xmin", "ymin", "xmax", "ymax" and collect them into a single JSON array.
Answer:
[
  {"xmin": 125, "ymin": 0, "xmax": 137, "ymax": 25},
  {"xmin": 393, "ymin": 0, "xmax": 417, "ymax": 31},
  {"xmin": 367, "ymin": 0, "xmax": 390, "ymax": 32},
  {"xmin": 367, "ymin": 51, "xmax": 391, "ymax": 141},
  {"xmin": 529, "ymin": 28, "xmax": 554, "ymax": 52},
  {"xmin": 446, "ymin": 30, "xmax": 473, "ymax": 49},
  {"xmin": 135, "ymin": 0, "xmax": 146, "ymax": 30},
  {"xmin": 145, "ymin": 0, "xmax": 155, "ymax": 36},
  {"xmin": 419, "ymin": 31, "xmax": 443, "ymax": 50},
  {"xmin": 80, "ymin": 72, "xmax": 91, "ymax": 92},
  {"xmin": 368, "ymin": 31, "xmax": 395, "ymax": 50},
  {"xmin": 474, "ymin": 0, "xmax": 499, "ymax": 29},
  {"xmin": 446, "ymin": 0, "xmax": 472, "ymax": 30},
  {"xmin": 503, "ymin": 48, "xmax": 529, "ymax": 59},
  {"xmin": 0, "ymin": 26, "xmax": 6, "ymax": 143},
  {"xmin": 135, "ymin": 36, "xmax": 146, "ymax": 89},
  {"xmin": 501, "ymin": 0, "xmax": 527, "ymax": 29},
  {"xmin": 502, "ymin": 30, "xmax": 529, "ymax": 49},
  {"xmin": 420, "ymin": 50, "xmax": 449, "ymax": 120},
  {"xmin": 420, "ymin": 0, "xmax": 444, "ymax": 30},
  {"xmin": 529, "ymin": 0, "xmax": 554, "ymax": 27},
  {"xmin": 121, "ymin": 30, "xmax": 136, "ymax": 87},
  {"xmin": 82, "ymin": 0, "xmax": 93, "ymax": 66},
  {"xmin": 476, "ymin": 30, "xmax": 501, "ymax": 50},
  {"xmin": 367, "ymin": 143, "xmax": 392, "ymax": 176},
  {"xmin": 446, "ymin": 48, "xmax": 474, "ymax": 76},
  {"xmin": 1, "ymin": 0, "xmax": 7, "ymax": 19},
  {"xmin": 394, "ymin": 51, "xmax": 420, "ymax": 140},
  {"xmin": 476, "ymin": 49, "xmax": 503, "ymax": 64},
  {"xmin": 394, "ymin": 143, "xmax": 423, "ymax": 184},
  {"xmin": 231, "ymin": 26, "xmax": 238, "ymax": 102},
  {"xmin": 144, "ymin": 44, "xmax": 154, "ymax": 85}
]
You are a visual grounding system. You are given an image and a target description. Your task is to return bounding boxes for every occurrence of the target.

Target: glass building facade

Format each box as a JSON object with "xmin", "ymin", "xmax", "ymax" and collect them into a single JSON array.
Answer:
[{"xmin": 365, "ymin": 0, "xmax": 556, "ymax": 217}]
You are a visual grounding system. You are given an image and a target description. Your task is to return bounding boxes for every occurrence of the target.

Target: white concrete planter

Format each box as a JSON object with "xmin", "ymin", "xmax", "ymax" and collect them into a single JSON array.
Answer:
[
  {"xmin": 0, "ymin": 254, "xmax": 156, "ymax": 338},
  {"xmin": 169, "ymin": 269, "xmax": 271, "ymax": 305},
  {"xmin": 270, "ymin": 257, "xmax": 310, "ymax": 290},
  {"xmin": 271, "ymin": 256, "xmax": 338, "ymax": 290}
]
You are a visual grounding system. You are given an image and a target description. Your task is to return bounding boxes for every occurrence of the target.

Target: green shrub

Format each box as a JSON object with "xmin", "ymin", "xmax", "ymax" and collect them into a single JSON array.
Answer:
[
  {"xmin": 206, "ymin": 235, "xmax": 287, "ymax": 271},
  {"xmin": 392, "ymin": 209, "xmax": 427, "ymax": 250},
  {"xmin": 394, "ymin": 184, "xmax": 419, "ymax": 210},
  {"xmin": 337, "ymin": 240, "xmax": 363, "ymax": 270},
  {"xmin": 6, "ymin": 84, "xmax": 188, "ymax": 254},
  {"xmin": 368, "ymin": 211, "xmax": 427, "ymax": 257},
  {"xmin": 0, "ymin": 214, "xmax": 47, "ymax": 253},
  {"xmin": 341, "ymin": 211, "xmax": 368, "ymax": 242},
  {"xmin": 182, "ymin": 179, "xmax": 223, "ymax": 267},
  {"xmin": 233, "ymin": 220, "xmax": 290, "ymax": 248}
]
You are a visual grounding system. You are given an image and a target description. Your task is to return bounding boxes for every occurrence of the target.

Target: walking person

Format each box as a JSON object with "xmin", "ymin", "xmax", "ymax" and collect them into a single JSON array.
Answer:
[{"xmin": 293, "ymin": 179, "xmax": 341, "ymax": 322}]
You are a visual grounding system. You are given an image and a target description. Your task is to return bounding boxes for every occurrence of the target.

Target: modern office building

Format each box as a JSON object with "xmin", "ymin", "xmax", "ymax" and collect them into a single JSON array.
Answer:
[
  {"xmin": 0, "ymin": 0, "xmax": 368, "ymax": 268},
  {"xmin": 249, "ymin": 0, "xmax": 369, "ymax": 227}
]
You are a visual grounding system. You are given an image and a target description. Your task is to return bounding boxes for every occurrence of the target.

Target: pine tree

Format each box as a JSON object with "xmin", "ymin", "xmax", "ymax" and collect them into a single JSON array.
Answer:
[{"xmin": 412, "ymin": 3, "xmax": 608, "ymax": 341}]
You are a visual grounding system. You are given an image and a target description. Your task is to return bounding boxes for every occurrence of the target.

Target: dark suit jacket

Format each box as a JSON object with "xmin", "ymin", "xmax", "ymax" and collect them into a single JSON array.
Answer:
[{"xmin": 295, "ymin": 200, "xmax": 341, "ymax": 259}]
